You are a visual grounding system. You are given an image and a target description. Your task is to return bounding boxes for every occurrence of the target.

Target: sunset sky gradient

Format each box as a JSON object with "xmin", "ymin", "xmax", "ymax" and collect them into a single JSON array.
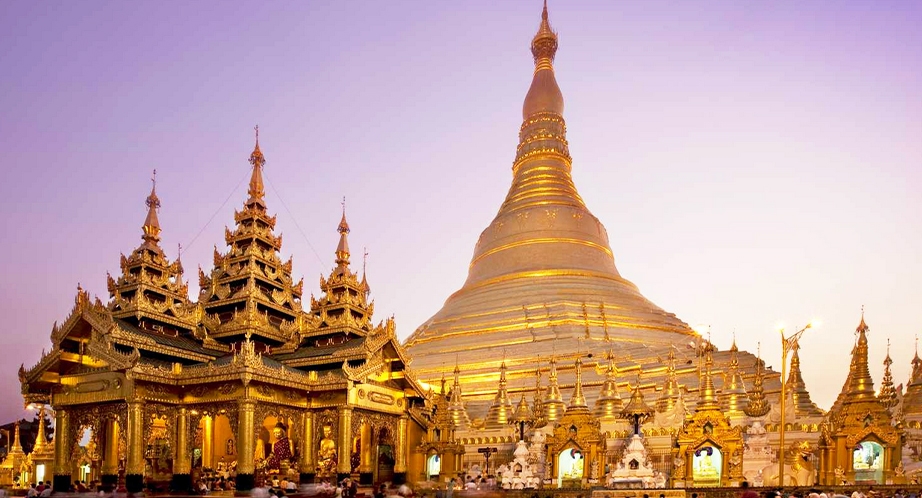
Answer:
[{"xmin": 0, "ymin": 1, "xmax": 920, "ymax": 423}]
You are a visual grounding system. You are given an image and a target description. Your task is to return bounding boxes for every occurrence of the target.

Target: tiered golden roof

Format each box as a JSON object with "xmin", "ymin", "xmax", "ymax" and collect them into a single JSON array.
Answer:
[
  {"xmin": 879, "ymin": 339, "xmax": 899, "ymax": 410},
  {"xmin": 198, "ymin": 133, "xmax": 305, "ymax": 346},
  {"xmin": 785, "ymin": 342, "xmax": 824, "ymax": 416},
  {"xmin": 404, "ymin": 0, "xmax": 701, "ymax": 418},
  {"xmin": 719, "ymin": 340, "xmax": 749, "ymax": 416}
]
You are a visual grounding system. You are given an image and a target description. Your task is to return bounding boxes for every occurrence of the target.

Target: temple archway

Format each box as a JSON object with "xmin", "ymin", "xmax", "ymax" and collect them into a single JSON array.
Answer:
[
  {"xmin": 376, "ymin": 427, "xmax": 394, "ymax": 484},
  {"xmin": 692, "ymin": 446, "xmax": 722, "ymax": 487},
  {"xmin": 853, "ymin": 440, "xmax": 884, "ymax": 483},
  {"xmin": 427, "ymin": 452, "xmax": 441, "ymax": 479},
  {"xmin": 557, "ymin": 447, "xmax": 584, "ymax": 488},
  {"xmin": 72, "ymin": 426, "xmax": 99, "ymax": 485}
]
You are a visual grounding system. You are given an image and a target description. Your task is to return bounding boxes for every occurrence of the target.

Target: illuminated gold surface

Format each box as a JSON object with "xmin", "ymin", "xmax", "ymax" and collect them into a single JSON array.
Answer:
[
  {"xmin": 785, "ymin": 343, "xmax": 824, "ymax": 416},
  {"xmin": 405, "ymin": 2, "xmax": 701, "ymax": 415},
  {"xmin": 593, "ymin": 350, "xmax": 624, "ymax": 420},
  {"xmin": 719, "ymin": 340, "xmax": 749, "ymax": 416}
]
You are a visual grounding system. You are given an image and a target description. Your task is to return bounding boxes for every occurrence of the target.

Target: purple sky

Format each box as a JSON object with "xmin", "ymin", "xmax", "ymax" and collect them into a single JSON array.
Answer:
[{"xmin": 1, "ymin": 1, "xmax": 920, "ymax": 423}]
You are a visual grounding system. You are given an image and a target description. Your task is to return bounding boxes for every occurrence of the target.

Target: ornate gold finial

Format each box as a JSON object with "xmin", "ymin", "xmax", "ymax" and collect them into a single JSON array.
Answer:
[
  {"xmin": 531, "ymin": 0, "xmax": 558, "ymax": 66},
  {"xmin": 141, "ymin": 169, "xmax": 162, "ymax": 248},
  {"xmin": 569, "ymin": 355, "xmax": 587, "ymax": 407},
  {"xmin": 247, "ymin": 125, "xmax": 266, "ymax": 207},
  {"xmin": 880, "ymin": 337, "xmax": 898, "ymax": 409},
  {"xmin": 334, "ymin": 199, "xmax": 351, "ymax": 270},
  {"xmin": 744, "ymin": 343, "xmax": 770, "ymax": 417}
]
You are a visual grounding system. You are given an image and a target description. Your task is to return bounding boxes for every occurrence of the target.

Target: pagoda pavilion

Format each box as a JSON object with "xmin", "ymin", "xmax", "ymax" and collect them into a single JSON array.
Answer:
[{"xmin": 18, "ymin": 135, "xmax": 433, "ymax": 493}]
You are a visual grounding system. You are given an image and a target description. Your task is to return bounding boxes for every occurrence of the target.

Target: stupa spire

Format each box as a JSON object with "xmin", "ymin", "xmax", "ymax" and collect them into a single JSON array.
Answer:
[
  {"xmin": 720, "ymin": 339, "xmax": 749, "ymax": 416},
  {"xmin": 543, "ymin": 356, "xmax": 567, "ymax": 423},
  {"xmin": 656, "ymin": 347, "xmax": 682, "ymax": 412},
  {"xmin": 843, "ymin": 311, "xmax": 876, "ymax": 401},
  {"xmin": 32, "ymin": 406, "xmax": 47, "ymax": 452},
  {"xmin": 744, "ymin": 343, "xmax": 770, "ymax": 417},
  {"xmin": 785, "ymin": 342, "xmax": 824, "ymax": 415},
  {"xmin": 246, "ymin": 125, "xmax": 266, "ymax": 208},
  {"xmin": 140, "ymin": 169, "xmax": 162, "ymax": 250},
  {"xmin": 696, "ymin": 345, "xmax": 720, "ymax": 412},
  {"xmin": 569, "ymin": 356, "xmax": 587, "ymax": 408},
  {"xmin": 912, "ymin": 337, "xmax": 922, "ymax": 383},
  {"xmin": 532, "ymin": 367, "xmax": 547, "ymax": 428},
  {"xmin": 447, "ymin": 361, "xmax": 471, "ymax": 430},
  {"xmin": 879, "ymin": 338, "xmax": 898, "ymax": 409},
  {"xmin": 484, "ymin": 358, "xmax": 514, "ymax": 429},
  {"xmin": 10, "ymin": 421, "xmax": 23, "ymax": 453},
  {"xmin": 335, "ymin": 198, "xmax": 351, "ymax": 271},
  {"xmin": 594, "ymin": 349, "xmax": 624, "ymax": 420}
]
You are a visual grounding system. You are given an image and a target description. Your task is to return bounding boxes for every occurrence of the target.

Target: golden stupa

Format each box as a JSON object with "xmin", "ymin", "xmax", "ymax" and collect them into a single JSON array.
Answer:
[{"xmin": 403, "ymin": 4, "xmax": 750, "ymax": 413}]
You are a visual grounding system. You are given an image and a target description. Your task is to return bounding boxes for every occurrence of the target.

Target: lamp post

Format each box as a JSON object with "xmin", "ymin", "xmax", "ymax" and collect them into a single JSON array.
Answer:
[{"xmin": 777, "ymin": 322, "xmax": 814, "ymax": 487}]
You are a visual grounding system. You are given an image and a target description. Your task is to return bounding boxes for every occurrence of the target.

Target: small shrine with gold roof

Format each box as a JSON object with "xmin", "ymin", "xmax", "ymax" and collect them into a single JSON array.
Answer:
[
  {"xmin": 18, "ymin": 133, "xmax": 435, "ymax": 493},
  {"xmin": 673, "ymin": 346, "xmax": 744, "ymax": 488},
  {"xmin": 818, "ymin": 314, "xmax": 902, "ymax": 485}
]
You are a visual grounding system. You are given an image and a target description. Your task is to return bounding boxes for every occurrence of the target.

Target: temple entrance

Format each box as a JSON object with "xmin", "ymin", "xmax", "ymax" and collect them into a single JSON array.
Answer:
[
  {"xmin": 853, "ymin": 441, "xmax": 884, "ymax": 483},
  {"xmin": 692, "ymin": 446, "xmax": 722, "ymax": 487},
  {"xmin": 427, "ymin": 453, "xmax": 441, "ymax": 478},
  {"xmin": 377, "ymin": 427, "xmax": 394, "ymax": 484},
  {"xmin": 145, "ymin": 414, "xmax": 172, "ymax": 484},
  {"xmin": 557, "ymin": 448, "xmax": 584, "ymax": 488},
  {"xmin": 73, "ymin": 426, "xmax": 99, "ymax": 484}
]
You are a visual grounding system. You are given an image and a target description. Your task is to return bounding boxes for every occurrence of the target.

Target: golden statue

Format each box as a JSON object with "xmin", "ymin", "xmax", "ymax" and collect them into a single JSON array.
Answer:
[
  {"xmin": 317, "ymin": 424, "xmax": 337, "ymax": 474},
  {"xmin": 266, "ymin": 422, "xmax": 293, "ymax": 471}
]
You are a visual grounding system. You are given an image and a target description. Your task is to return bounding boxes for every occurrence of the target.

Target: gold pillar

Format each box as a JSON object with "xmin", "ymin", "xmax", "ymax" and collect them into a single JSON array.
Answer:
[
  {"xmin": 126, "ymin": 402, "xmax": 145, "ymax": 476},
  {"xmin": 395, "ymin": 415, "xmax": 408, "ymax": 474},
  {"xmin": 102, "ymin": 419, "xmax": 120, "ymax": 475},
  {"xmin": 358, "ymin": 422, "xmax": 373, "ymax": 473},
  {"xmin": 236, "ymin": 400, "xmax": 256, "ymax": 476},
  {"xmin": 202, "ymin": 416, "xmax": 214, "ymax": 470},
  {"xmin": 52, "ymin": 408, "xmax": 70, "ymax": 476},
  {"xmin": 337, "ymin": 407, "xmax": 353, "ymax": 475},
  {"xmin": 174, "ymin": 408, "xmax": 191, "ymax": 475},
  {"xmin": 299, "ymin": 411, "xmax": 314, "ymax": 474}
]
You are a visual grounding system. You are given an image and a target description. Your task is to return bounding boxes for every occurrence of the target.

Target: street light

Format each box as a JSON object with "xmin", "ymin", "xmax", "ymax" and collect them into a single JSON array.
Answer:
[{"xmin": 777, "ymin": 321, "xmax": 816, "ymax": 486}]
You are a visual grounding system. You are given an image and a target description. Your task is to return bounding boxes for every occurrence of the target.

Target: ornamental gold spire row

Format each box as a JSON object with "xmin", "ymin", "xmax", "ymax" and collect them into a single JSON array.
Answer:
[
  {"xmin": 406, "ymin": 0, "xmax": 694, "ymax": 417},
  {"xmin": 696, "ymin": 344, "xmax": 720, "ymax": 412}
]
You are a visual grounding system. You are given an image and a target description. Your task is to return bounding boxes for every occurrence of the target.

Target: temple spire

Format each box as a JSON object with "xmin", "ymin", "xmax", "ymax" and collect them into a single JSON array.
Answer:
[
  {"xmin": 696, "ymin": 345, "xmax": 720, "ymax": 412},
  {"xmin": 484, "ymin": 359, "xmax": 514, "ymax": 429},
  {"xmin": 879, "ymin": 338, "xmax": 898, "ymax": 409},
  {"xmin": 785, "ymin": 342, "xmax": 823, "ymax": 415},
  {"xmin": 656, "ymin": 347, "xmax": 682, "ymax": 412},
  {"xmin": 523, "ymin": 0, "xmax": 563, "ymax": 119},
  {"xmin": 844, "ymin": 312, "xmax": 876, "ymax": 401},
  {"xmin": 246, "ymin": 125, "xmax": 266, "ymax": 208},
  {"xmin": 32, "ymin": 406, "xmax": 47, "ymax": 452},
  {"xmin": 543, "ymin": 356, "xmax": 566, "ymax": 423},
  {"xmin": 744, "ymin": 343, "xmax": 771, "ymax": 418},
  {"xmin": 569, "ymin": 356, "xmax": 587, "ymax": 408},
  {"xmin": 594, "ymin": 349, "xmax": 624, "ymax": 420},
  {"xmin": 447, "ymin": 361, "xmax": 471, "ymax": 430},
  {"xmin": 140, "ymin": 169, "xmax": 162, "ymax": 250},
  {"xmin": 335, "ymin": 198, "xmax": 351, "ymax": 271},
  {"xmin": 10, "ymin": 421, "xmax": 23, "ymax": 453},
  {"xmin": 720, "ymin": 339, "xmax": 750, "ymax": 416}
]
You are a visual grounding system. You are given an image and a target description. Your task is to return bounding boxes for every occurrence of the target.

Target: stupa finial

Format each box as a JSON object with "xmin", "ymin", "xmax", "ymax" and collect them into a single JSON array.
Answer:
[
  {"xmin": 246, "ymin": 125, "xmax": 266, "ymax": 208},
  {"xmin": 141, "ymin": 169, "xmax": 162, "ymax": 248}
]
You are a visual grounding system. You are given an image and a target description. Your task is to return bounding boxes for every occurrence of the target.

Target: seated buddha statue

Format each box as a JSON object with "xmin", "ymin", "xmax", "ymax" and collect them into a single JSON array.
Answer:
[
  {"xmin": 265, "ymin": 422, "xmax": 293, "ymax": 471},
  {"xmin": 317, "ymin": 425, "xmax": 337, "ymax": 475}
]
